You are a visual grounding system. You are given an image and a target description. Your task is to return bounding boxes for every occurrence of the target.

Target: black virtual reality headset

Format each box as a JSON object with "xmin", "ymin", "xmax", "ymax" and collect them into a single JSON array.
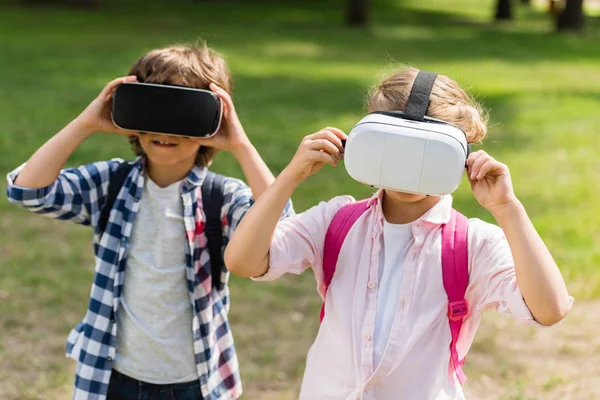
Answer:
[{"xmin": 111, "ymin": 82, "xmax": 223, "ymax": 138}]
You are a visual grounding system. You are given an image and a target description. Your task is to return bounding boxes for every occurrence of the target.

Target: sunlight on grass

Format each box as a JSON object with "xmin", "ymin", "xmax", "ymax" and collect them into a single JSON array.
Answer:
[{"xmin": 0, "ymin": 0, "xmax": 599, "ymax": 398}]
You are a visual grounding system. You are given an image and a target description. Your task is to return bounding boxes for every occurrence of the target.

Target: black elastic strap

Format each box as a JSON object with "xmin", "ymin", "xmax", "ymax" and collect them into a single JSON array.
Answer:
[
  {"xmin": 98, "ymin": 162, "xmax": 134, "ymax": 234},
  {"xmin": 404, "ymin": 71, "xmax": 438, "ymax": 121},
  {"xmin": 201, "ymin": 171, "xmax": 225, "ymax": 290}
]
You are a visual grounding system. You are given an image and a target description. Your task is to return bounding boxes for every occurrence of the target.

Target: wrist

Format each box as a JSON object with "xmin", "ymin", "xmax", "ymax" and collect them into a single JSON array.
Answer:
[
  {"xmin": 230, "ymin": 139, "xmax": 254, "ymax": 158},
  {"xmin": 71, "ymin": 117, "xmax": 96, "ymax": 138},
  {"xmin": 489, "ymin": 197, "xmax": 525, "ymax": 224},
  {"xmin": 279, "ymin": 166, "xmax": 304, "ymax": 189}
]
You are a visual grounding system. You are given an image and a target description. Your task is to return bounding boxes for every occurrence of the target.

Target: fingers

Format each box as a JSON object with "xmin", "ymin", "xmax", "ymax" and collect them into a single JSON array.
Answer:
[
  {"xmin": 467, "ymin": 150, "xmax": 508, "ymax": 180},
  {"xmin": 466, "ymin": 150, "xmax": 485, "ymax": 169},
  {"xmin": 308, "ymin": 127, "xmax": 347, "ymax": 154},
  {"xmin": 99, "ymin": 75, "xmax": 137, "ymax": 99},
  {"xmin": 469, "ymin": 153, "xmax": 489, "ymax": 179},
  {"xmin": 308, "ymin": 139, "xmax": 343, "ymax": 160},
  {"xmin": 209, "ymin": 83, "xmax": 234, "ymax": 113},
  {"xmin": 105, "ymin": 86, "xmax": 119, "ymax": 102},
  {"xmin": 475, "ymin": 160, "xmax": 499, "ymax": 180},
  {"xmin": 313, "ymin": 150, "xmax": 339, "ymax": 168},
  {"xmin": 100, "ymin": 75, "xmax": 137, "ymax": 99},
  {"xmin": 321, "ymin": 127, "xmax": 347, "ymax": 141}
]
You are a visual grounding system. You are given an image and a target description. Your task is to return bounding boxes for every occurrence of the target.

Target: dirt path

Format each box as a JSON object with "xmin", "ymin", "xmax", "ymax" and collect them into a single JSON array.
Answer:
[
  {"xmin": 2, "ymin": 301, "xmax": 598, "ymax": 399},
  {"xmin": 464, "ymin": 300, "xmax": 600, "ymax": 400}
]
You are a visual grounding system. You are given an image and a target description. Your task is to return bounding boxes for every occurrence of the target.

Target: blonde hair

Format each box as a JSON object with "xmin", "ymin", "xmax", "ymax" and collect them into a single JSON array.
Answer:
[
  {"xmin": 127, "ymin": 42, "xmax": 233, "ymax": 166},
  {"xmin": 368, "ymin": 67, "xmax": 488, "ymax": 143}
]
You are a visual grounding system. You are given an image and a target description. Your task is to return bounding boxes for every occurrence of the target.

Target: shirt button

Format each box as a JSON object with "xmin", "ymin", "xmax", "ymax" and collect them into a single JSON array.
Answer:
[
  {"xmin": 363, "ymin": 334, "xmax": 371, "ymax": 341},
  {"xmin": 371, "ymin": 231, "xmax": 377, "ymax": 239},
  {"xmin": 134, "ymin": 197, "xmax": 140, "ymax": 202},
  {"xmin": 367, "ymin": 282, "xmax": 375, "ymax": 289},
  {"xmin": 106, "ymin": 357, "xmax": 113, "ymax": 362}
]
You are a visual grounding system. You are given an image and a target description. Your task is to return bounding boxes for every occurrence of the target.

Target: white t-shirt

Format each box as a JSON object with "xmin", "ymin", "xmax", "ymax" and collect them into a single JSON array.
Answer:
[
  {"xmin": 373, "ymin": 220, "xmax": 414, "ymax": 367},
  {"xmin": 114, "ymin": 177, "xmax": 198, "ymax": 384}
]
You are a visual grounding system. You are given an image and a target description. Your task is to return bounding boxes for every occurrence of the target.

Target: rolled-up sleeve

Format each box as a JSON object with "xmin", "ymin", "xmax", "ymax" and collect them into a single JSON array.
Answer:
[
  {"xmin": 221, "ymin": 177, "xmax": 295, "ymax": 241},
  {"xmin": 469, "ymin": 220, "xmax": 573, "ymax": 327},
  {"xmin": 6, "ymin": 160, "xmax": 119, "ymax": 226},
  {"xmin": 253, "ymin": 195, "xmax": 354, "ymax": 283}
]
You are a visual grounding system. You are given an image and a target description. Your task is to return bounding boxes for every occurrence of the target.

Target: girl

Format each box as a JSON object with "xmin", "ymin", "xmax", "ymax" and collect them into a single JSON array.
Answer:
[{"xmin": 223, "ymin": 67, "xmax": 572, "ymax": 399}]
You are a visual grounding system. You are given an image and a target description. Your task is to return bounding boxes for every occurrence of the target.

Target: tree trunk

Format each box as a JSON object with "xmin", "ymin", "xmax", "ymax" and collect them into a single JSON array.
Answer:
[
  {"xmin": 347, "ymin": 0, "xmax": 369, "ymax": 26},
  {"xmin": 548, "ymin": 0, "xmax": 559, "ymax": 15},
  {"xmin": 495, "ymin": 0, "xmax": 513, "ymax": 21},
  {"xmin": 557, "ymin": 0, "xmax": 584, "ymax": 31},
  {"xmin": 520, "ymin": 0, "xmax": 531, "ymax": 4}
]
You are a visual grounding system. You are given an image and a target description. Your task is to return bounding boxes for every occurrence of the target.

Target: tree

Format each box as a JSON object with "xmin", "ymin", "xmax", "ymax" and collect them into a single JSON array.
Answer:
[
  {"xmin": 347, "ymin": 0, "xmax": 370, "ymax": 26},
  {"xmin": 495, "ymin": 0, "xmax": 513, "ymax": 21},
  {"xmin": 548, "ymin": 0, "xmax": 560, "ymax": 15},
  {"xmin": 557, "ymin": 0, "xmax": 585, "ymax": 31},
  {"xmin": 520, "ymin": 0, "xmax": 531, "ymax": 4}
]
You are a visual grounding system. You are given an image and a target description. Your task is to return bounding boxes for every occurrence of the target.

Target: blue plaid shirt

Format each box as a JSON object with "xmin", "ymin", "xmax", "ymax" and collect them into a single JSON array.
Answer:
[{"xmin": 6, "ymin": 157, "xmax": 294, "ymax": 400}]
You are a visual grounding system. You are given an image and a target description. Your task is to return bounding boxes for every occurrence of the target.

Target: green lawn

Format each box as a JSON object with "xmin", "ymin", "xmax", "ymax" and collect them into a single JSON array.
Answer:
[{"xmin": 0, "ymin": 0, "xmax": 599, "ymax": 398}]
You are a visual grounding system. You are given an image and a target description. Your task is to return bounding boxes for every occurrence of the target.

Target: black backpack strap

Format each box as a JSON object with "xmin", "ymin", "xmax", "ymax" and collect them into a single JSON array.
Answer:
[
  {"xmin": 98, "ymin": 161, "xmax": 134, "ymax": 234},
  {"xmin": 201, "ymin": 170, "xmax": 225, "ymax": 290}
]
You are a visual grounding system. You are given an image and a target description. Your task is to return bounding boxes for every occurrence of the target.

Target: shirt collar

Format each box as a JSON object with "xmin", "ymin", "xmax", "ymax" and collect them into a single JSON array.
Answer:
[
  {"xmin": 369, "ymin": 189, "xmax": 454, "ymax": 226},
  {"xmin": 184, "ymin": 165, "xmax": 208, "ymax": 187}
]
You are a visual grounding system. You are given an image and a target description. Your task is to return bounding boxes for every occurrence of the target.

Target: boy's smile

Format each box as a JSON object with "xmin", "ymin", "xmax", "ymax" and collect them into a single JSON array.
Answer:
[
  {"xmin": 151, "ymin": 137, "xmax": 179, "ymax": 148},
  {"xmin": 138, "ymin": 133, "xmax": 201, "ymax": 164},
  {"xmin": 137, "ymin": 133, "xmax": 202, "ymax": 187}
]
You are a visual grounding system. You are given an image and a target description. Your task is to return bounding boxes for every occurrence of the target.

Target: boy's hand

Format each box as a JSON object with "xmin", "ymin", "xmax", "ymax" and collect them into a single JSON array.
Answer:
[
  {"xmin": 282, "ymin": 128, "xmax": 346, "ymax": 184},
  {"xmin": 191, "ymin": 83, "xmax": 250, "ymax": 152},
  {"xmin": 76, "ymin": 76, "xmax": 140, "ymax": 137},
  {"xmin": 467, "ymin": 150, "xmax": 518, "ymax": 213}
]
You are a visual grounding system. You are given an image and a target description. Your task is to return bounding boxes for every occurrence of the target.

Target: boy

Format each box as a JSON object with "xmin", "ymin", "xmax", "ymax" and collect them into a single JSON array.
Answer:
[{"xmin": 6, "ymin": 43, "xmax": 293, "ymax": 400}]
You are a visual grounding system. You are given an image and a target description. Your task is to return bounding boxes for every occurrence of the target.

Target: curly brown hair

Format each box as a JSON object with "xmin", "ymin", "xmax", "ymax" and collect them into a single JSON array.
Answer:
[{"xmin": 127, "ymin": 42, "xmax": 232, "ymax": 166}]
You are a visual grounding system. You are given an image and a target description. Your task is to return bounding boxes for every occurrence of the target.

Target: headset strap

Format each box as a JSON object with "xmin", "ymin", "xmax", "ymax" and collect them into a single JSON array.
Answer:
[{"xmin": 404, "ymin": 71, "xmax": 438, "ymax": 122}]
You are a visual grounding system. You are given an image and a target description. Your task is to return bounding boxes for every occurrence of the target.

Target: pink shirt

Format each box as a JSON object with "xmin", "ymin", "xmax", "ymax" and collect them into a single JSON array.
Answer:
[{"xmin": 255, "ymin": 191, "xmax": 561, "ymax": 400}]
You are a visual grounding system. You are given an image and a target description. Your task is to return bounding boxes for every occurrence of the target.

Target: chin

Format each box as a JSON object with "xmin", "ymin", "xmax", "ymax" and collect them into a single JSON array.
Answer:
[
  {"xmin": 140, "ymin": 143, "xmax": 199, "ymax": 167},
  {"xmin": 145, "ymin": 153, "xmax": 188, "ymax": 166},
  {"xmin": 384, "ymin": 190, "xmax": 429, "ymax": 203}
]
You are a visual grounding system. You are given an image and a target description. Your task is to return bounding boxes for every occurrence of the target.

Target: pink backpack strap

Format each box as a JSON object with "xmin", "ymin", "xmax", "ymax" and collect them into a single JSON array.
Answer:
[
  {"xmin": 441, "ymin": 208, "xmax": 470, "ymax": 384},
  {"xmin": 320, "ymin": 199, "xmax": 371, "ymax": 323}
]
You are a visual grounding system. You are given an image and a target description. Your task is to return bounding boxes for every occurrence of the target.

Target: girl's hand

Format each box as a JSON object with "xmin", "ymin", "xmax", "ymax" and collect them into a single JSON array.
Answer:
[
  {"xmin": 467, "ymin": 150, "xmax": 518, "ymax": 213},
  {"xmin": 76, "ymin": 76, "xmax": 139, "ymax": 137},
  {"xmin": 283, "ymin": 127, "xmax": 346, "ymax": 184},
  {"xmin": 190, "ymin": 83, "xmax": 250, "ymax": 152}
]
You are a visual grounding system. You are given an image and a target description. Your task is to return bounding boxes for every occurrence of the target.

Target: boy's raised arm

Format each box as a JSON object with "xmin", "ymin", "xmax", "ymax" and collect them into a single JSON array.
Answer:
[
  {"xmin": 198, "ymin": 83, "xmax": 276, "ymax": 201},
  {"xmin": 14, "ymin": 76, "xmax": 138, "ymax": 189},
  {"xmin": 7, "ymin": 76, "xmax": 139, "ymax": 226}
]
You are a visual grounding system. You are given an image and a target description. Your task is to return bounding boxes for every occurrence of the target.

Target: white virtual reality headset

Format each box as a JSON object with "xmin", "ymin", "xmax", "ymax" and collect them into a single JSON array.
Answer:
[{"xmin": 343, "ymin": 71, "xmax": 471, "ymax": 196}]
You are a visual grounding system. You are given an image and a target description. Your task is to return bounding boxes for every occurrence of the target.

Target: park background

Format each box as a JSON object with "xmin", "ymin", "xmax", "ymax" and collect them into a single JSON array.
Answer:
[{"xmin": 0, "ymin": 0, "xmax": 599, "ymax": 398}]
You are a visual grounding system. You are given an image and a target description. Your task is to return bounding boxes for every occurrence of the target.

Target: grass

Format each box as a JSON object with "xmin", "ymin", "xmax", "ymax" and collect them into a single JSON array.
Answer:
[{"xmin": 0, "ymin": 0, "xmax": 599, "ymax": 398}]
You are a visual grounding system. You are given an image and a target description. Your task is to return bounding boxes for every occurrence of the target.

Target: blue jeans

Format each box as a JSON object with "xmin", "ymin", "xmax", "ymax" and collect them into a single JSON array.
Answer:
[{"xmin": 107, "ymin": 369, "xmax": 204, "ymax": 400}]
